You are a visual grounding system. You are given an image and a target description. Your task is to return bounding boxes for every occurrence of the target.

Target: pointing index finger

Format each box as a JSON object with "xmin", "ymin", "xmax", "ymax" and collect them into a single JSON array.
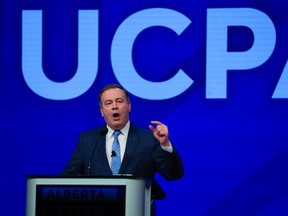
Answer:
[{"xmin": 150, "ymin": 121, "xmax": 163, "ymax": 126}]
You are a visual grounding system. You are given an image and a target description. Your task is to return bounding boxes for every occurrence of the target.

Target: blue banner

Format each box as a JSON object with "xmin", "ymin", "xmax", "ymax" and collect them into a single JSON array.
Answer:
[{"xmin": 1, "ymin": 0, "xmax": 288, "ymax": 215}]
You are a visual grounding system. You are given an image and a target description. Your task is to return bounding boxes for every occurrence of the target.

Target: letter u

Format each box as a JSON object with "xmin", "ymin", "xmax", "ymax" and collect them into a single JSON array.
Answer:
[{"xmin": 22, "ymin": 10, "xmax": 99, "ymax": 100}]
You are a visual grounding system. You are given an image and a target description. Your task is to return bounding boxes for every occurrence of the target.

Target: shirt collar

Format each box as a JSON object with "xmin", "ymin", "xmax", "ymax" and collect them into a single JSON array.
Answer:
[{"xmin": 106, "ymin": 121, "xmax": 130, "ymax": 138}]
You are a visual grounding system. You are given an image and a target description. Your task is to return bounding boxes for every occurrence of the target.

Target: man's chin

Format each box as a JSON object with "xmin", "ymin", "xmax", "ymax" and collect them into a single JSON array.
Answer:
[{"xmin": 111, "ymin": 122, "xmax": 123, "ymax": 130}]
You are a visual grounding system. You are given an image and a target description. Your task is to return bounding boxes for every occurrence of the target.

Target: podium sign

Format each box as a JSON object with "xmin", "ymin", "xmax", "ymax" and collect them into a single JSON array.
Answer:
[{"xmin": 26, "ymin": 176, "xmax": 151, "ymax": 216}]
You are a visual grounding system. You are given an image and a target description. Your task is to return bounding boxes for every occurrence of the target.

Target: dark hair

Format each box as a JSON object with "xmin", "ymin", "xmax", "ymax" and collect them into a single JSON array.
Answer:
[{"xmin": 98, "ymin": 84, "xmax": 130, "ymax": 107}]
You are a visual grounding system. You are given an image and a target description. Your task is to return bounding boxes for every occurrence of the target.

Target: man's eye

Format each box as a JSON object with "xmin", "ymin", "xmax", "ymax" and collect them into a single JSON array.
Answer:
[{"xmin": 105, "ymin": 102, "xmax": 112, "ymax": 106}]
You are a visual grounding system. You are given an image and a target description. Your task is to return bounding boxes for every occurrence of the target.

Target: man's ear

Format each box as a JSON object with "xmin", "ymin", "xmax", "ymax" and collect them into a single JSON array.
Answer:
[
  {"xmin": 128, "ymin": 103, "xmax": 131, "ymax": 112},
  {"xmin": 100, "ymin": 108, "xmax": 104, "ymax": 117}
]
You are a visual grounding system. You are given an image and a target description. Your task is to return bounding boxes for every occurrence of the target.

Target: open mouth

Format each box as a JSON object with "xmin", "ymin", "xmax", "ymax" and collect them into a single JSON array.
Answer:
[{"xmin": 113, "ymin": 113, "xmax": 120, "ymax": 118}]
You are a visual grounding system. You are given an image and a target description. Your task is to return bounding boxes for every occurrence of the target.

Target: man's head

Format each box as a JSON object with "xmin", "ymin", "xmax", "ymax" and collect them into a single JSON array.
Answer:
[{"xmin": 99, "ymin": 84, "xmax": 131, "ymax": 130}]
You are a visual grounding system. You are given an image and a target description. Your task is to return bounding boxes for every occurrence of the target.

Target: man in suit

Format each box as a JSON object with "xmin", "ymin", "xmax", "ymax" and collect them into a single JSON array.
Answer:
[{"xmin": 61, "ymin": 83, "xmax": 184, "ymax": 215}]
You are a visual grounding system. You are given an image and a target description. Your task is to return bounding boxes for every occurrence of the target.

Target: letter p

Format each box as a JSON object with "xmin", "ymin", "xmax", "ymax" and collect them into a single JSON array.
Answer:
[{"xmin": 206, "ymin": 8, "xmax": 276, "ymax": 98}]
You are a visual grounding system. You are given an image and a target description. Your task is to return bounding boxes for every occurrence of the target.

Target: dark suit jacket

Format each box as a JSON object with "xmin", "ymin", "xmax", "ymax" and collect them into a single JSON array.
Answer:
[{"xmin": 61, "ymin": 122, "xmax": 184, "ymax": 199}]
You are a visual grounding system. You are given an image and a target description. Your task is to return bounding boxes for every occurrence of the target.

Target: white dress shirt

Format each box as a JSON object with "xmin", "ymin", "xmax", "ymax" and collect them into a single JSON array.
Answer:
[
  {"xmin": 105, "ymin": 121, "xmax": 173, "ymax": 169},
  {"xmin": 106, "ymin": 121, "xmax": 130, "ymax": 168}
]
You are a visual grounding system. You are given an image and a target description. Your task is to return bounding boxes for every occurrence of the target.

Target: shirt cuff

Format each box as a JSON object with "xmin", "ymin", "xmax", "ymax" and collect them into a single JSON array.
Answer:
[{"xmin": 161, "ymin": 141, "xmax": 173, "ymax": 153}]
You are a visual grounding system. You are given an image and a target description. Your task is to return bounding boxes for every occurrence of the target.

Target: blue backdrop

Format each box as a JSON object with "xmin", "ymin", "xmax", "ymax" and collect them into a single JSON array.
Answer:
[{"xmin": 1, "ymin": 0, "xmax": 288, "ymax": 215}]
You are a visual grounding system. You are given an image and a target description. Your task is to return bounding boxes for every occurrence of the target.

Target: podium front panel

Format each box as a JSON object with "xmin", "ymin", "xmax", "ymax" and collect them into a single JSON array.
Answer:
[{"xmin": 26, "ymin": 177, "xmax": 151, "ymax": 216}]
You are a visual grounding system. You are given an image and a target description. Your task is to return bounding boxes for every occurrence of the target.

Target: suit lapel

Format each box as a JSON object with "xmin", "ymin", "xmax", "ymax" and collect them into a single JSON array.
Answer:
[
  {"xmin": 119, "ymin": 124, "xmax": 139, "ymax": 173},
  {"xmin": 93, "ymin": 132, "xmax": 112, "ymax": 175}
]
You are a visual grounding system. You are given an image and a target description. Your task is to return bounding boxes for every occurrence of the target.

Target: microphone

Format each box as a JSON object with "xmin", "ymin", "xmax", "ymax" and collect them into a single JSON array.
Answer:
[
  {"xmin": 111, "ymin": 150, "xmax": 116, "ymax": 157},
  {"xmin": 88, "ymin": 127, "xmax": 108, "ymax": 175}
]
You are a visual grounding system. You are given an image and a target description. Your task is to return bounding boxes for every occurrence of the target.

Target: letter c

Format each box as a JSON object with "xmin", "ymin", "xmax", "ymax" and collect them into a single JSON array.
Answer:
[{"xmin": 111, "ymin": 8, "xmax": 193, "ymax": 100}]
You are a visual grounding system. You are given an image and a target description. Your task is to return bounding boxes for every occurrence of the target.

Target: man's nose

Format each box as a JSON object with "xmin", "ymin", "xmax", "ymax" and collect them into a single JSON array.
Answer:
[{"xmin": 112, "ymin": 102, "xmax": 118, "ymax": 109}]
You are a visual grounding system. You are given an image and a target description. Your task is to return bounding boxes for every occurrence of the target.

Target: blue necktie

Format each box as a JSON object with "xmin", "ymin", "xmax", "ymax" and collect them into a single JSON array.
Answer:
[{"xmin": 111, "ymin": 131, "xmax": 121, "ymax": 174}]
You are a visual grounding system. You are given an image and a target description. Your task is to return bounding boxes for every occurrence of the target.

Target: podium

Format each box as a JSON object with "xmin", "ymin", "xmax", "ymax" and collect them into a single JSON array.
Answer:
[{"xmin": 26, "ymin": 176, "xmax": 151, "ymax": 216}]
